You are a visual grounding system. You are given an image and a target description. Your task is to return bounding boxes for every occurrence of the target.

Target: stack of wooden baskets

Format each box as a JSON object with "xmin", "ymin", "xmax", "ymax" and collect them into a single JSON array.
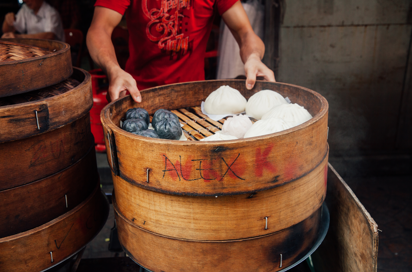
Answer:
[
  {"xmin": 0, "ymin": 39, "xmax": 109, "ymax": 271},
  {"xmin": 101, "ymin": 80, "xmax": 329, "ymax": 271}
]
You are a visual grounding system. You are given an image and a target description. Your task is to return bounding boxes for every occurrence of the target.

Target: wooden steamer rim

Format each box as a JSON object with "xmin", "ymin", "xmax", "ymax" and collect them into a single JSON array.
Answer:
[
  {"xmin": 101, "ymin": 80, "xmax": 329, "ymax": 196},
  {"xmin": 114, "ymin": 197, "xmax": 326, "ymax": 272},
  {"xmin": 0, "ymin": 67, "xmax": 92, "ymax": 143},
  {"xmin": 0, "ymin": 39, "xmax": 72, "ymax": 97},
  {"xmin": 0, "ymin": 186, "xmax": 109, "ymax": 272},
  {"xmin": 113, "ymin": 151, "xmax": 328, "ymax": 241},
  {"xmin": 0, "ymin": 113, "xmax": 94, "ymax": 191},
  {"xmin": 0, "ymin": 147, "xmax": 98, "ymax": 237}
]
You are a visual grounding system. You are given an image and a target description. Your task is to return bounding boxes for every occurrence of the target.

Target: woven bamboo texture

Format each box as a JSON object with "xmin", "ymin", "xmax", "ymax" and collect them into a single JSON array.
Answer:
[
  {"xmin": 0, "ymin": 38, "xmax": 72, "ymax": 97},
  {"xmin": 0, "ymin": 78, "xmax": 80, "ymax": 106},
  {"xmin": 0, "ymin": 40, "xmax": 51, "ymax": 62},
  {"xmin": 172, "ymin": 107, "xmax": 230, "ymax": 140}
]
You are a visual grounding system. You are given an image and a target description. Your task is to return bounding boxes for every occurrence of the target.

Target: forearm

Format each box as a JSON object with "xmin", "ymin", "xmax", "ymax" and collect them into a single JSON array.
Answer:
[
  {"xmin": 17, "ymin": 32, "xmax": 56, "ymax": 40},
  {"xmin": 237, "ymin": 30, "xmax": 265, "ymax": 64},
  {"xmin": 86, "ymin": 26, "xmax": 121, "ymax": 76}
]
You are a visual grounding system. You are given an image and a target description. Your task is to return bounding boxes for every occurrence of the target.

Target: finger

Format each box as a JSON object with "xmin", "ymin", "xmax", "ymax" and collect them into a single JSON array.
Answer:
[
  {"xmin": 125, "ymin": 81, "xmax": 141, "ymax": 103},
  {"xmin": 245, "ymin": 67, "xmax": 257, "ymax": 90},
  {"xmin": 257, "ymin": 67, "xmax": 276, "ymax": 82}
]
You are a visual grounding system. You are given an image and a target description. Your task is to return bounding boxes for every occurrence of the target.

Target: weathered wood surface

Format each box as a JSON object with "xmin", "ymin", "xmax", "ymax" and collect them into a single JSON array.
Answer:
[
  {"xmin": 0, "ymin": 68, "xmax": 92, "ymax": 143},
  {"xmin": 0, "ymin": 39, "xmax": 72, "ymax": 97},
  {"xmin": 0, "ymin": 113, "xmax": 93, "ymax": 190},
  {"xmin": 113, "ymin": 152, "xmax": 328, "ymax": 240},
  {"xmin": 0, "ymin": 148, "xmax": 98, "ymax": 237},
  {"xmin": 115, "ymin": 199, "xmax": 322, "ymax": 272},
  {"xmin": 311, "ymin": 164, "xmax": 379, "ymax": 272},
  {"xmin": 102, "ymin": 80, "xmax": 328, "ymax": 195},
  {"xmin": 0, "ymin": 186, "xmax": 109, "ymax": 272}
]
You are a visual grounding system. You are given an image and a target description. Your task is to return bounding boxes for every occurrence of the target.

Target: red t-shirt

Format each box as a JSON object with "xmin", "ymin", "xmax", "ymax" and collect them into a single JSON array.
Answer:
[{"xmin": 95, "ymin": 0, "xmax": 238, "ymax": 90}]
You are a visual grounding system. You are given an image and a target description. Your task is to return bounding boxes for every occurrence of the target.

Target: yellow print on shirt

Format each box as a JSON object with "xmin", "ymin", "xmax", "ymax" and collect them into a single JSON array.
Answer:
[{"xmin": 143, "ymin": 0, "xmax": 190, "ymax": 53}]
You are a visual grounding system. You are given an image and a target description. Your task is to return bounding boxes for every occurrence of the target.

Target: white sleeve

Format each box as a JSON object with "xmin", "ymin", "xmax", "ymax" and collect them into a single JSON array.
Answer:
[
  {"xmin": 13, "ymin": 6, "xmax": 27, "ymax": 34},
  {"xmin": 43, "ymin": 10, "xmax": 65, "ymax": 41}
]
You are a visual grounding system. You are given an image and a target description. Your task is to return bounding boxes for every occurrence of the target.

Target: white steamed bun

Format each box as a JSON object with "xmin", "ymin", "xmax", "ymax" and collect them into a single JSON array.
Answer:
[
  {"xmin": 222, "ymin": 115, "xmax": 253, "ymax": 139},
  {"xmin": 201, "ymin": 131, "xmax": 238, "ymax": 141},
  {"xmin": 244, "ymin": 118, "xmax": 292, "ymax": 138},
  {"xmin": 261, "ymin": 103, "xmax": 312, "ymax": 127},
  {"xmin": 246, "ymin": 90, "xmax": 288, "ymax": 120},
  {"xmin": 204, "ymin": 85, "xmax": 247, "ymax": 115}
]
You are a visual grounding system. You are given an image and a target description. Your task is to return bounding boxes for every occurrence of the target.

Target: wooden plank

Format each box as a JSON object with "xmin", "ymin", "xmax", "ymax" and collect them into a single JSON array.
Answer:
[
  {"xmin": 311, "ymin": 163, "xmax": 379, "ymax": 272},
  {"xmin": 179, "ymin": 108, "xmax": 220, "ymax": 133},
  {"xmin": 191, "ymin": 106, "xmax": 224, "ymax": 129},
  {"xmin": 180, "ymin": 123, "xmax": 204, "ymax": 141},
  {"xmin": 182, "ymin": 131, "xmax": 195, "ymax": 141},
  {"xmin": 171, "ymin": 110, "xmax": 213, "ymax": 137}
]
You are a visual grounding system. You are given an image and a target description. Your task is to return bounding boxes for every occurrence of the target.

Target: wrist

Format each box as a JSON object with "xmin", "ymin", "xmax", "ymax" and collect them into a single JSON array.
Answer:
[
  {"xmin": 106, "ymin": 64, "xmax": 123, "ymax": 80},
  {"xmin": 246, "ymin": 53, "xmax": 261, "ymax": 63}
]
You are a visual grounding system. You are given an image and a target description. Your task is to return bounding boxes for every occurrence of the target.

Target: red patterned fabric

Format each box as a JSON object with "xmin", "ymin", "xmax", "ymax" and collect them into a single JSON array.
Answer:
[{"xmin": 95, "ymin": 0, "xmax": 238, "ymax": 90}]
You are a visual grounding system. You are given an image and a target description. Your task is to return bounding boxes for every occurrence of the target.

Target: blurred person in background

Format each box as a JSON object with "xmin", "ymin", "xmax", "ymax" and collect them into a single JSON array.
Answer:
[{"xmin": 2, "ymin": 0, "xmax": 64, "ymax": 41}]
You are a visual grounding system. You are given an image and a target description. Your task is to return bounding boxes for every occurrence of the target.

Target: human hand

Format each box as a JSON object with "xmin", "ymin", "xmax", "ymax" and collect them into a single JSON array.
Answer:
[
  {"xmin": 244, "ymin": 54, "xmax": 276, "ymax": 90},
  {"xmin": 1, "ymin": 32, "xmax": 16, "ymax": 39},
  {"xmin": 5, "ymin": 13, "xmax": 15, "ymax": 27},
  {"xmin": 106, "ymin": 66, "xmax": 141, "ymax": 103}
]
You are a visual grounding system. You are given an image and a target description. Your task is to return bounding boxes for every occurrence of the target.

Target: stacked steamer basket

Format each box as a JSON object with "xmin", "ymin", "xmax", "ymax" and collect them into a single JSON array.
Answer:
[
  {"xmin": 101, "ymin": 80, "xmax": 329, "ymax": 272},
  {"xmin": 0, "ymin": 39, "xmax": 109, "ymax": 271}
]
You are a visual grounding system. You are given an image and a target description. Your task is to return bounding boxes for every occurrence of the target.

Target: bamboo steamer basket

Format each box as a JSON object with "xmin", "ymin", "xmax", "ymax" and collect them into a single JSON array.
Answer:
[
  {"xmin": 0, "ymin": 113, "xmax": 93, "ymax": 190},
  {"xmin": 0, "ymin": 185, "xmax": 109, "ymax": 272},
  {"xmin": 0, "ymin": 67, "xmax": 93, "ymax": 190},
  {"xmin": 0, "ymin": 39, "xmax": 72, "ymax": 97},
  {"xmin": 0, "ymin": 67, "xmax": 92, "ymax": 143},
  {"xmin": 113, "ymin": 152, "xmax": 328, "ymax": 240},
  {"xmin": 115, "ymin": 199, "xmax": 323, "ymax": 272},
  {"xmin": 0, "ymin": 147, "xmax": 98, "ymax": 237},
  {"xmin": 101, "ymin": 80, "xmax": 329, "ymax": 271}
]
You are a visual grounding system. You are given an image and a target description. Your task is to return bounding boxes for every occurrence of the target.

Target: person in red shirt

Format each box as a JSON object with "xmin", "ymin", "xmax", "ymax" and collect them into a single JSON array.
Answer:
[{"xmin": 87, "ymin": 0, "xmax": 275, "ymax": 102}]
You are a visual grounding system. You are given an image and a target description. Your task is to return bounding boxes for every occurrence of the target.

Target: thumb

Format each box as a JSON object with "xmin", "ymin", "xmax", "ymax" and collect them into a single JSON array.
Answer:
[{"xmin": 245, "ymin": 67, "xmax": 257, "ymax": 90}]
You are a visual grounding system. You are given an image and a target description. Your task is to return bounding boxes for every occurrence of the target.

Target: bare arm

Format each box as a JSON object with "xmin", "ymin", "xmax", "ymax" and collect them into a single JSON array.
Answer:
[
  {"xmin": 222, "ymin": 1, "xmax": 275, "ymax": 89},
  {"xmin": 86, "ymin": 7, "xmax": 141, "ymax": 103}
]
